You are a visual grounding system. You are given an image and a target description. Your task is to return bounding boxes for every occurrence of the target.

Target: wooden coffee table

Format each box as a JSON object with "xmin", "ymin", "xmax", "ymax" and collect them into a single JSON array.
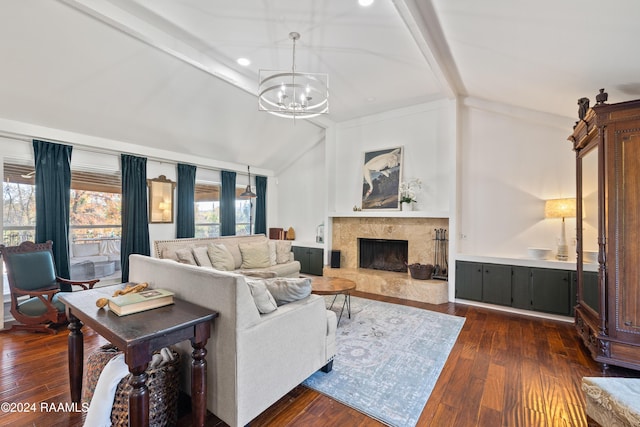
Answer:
[{"xmin": 311, "ymin": 277, "xmax": 356, "ymax": 325}]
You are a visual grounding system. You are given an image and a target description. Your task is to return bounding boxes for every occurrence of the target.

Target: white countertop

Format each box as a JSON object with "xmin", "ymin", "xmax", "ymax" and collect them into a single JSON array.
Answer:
[
  {"xmin": 291, "ymin": 241, "xmax": 325, "ymax": 249},
  {"xmin": 456, "ymin": 254, "xmax": 599, "ymax": 272}
]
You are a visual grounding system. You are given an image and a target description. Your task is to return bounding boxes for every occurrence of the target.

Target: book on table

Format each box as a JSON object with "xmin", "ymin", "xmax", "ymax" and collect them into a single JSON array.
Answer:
[{"xmin": 108, "ymin": 288, "xmax": 175, "ymax": 316}]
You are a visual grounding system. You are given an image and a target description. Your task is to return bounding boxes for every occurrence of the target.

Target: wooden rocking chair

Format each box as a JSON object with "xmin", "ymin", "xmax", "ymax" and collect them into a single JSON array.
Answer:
[{"xmin": 0, "ymin": 240, "xmax": 99, "ymax": 334}]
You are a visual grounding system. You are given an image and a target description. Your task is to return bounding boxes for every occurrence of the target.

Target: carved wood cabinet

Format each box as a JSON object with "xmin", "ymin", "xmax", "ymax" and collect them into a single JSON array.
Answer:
[{"xmin": 570, "ymin": 99, "xmax": 640, "ymax": 370}]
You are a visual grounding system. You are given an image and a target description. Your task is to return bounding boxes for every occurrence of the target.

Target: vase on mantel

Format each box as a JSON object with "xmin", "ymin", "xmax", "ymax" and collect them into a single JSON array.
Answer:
[{"xmin": 401, "ymin": 202, "xmax": 414, "ymax": 211}]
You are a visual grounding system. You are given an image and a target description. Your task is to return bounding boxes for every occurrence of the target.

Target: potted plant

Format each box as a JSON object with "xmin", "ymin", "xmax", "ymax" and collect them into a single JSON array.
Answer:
[{"xmin": 399, "ymin": 178, "xmax": 422, "ymax": 211}]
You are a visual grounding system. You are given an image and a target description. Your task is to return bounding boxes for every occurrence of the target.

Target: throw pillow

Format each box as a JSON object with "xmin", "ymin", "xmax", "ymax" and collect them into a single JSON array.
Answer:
[
  {"xmin": 264, "ymin": 277, "xmax": 312, "ymax": 306},
  {"xmin": 275, "ymin": 241, "xmax": 292, "ymax": 264},
  {"xmin": 191, "ymin": 246, "xmax": 213, "ymax": 268},
  {"xmin": 207, "ymin": 244, "xmax": 235, "ymax": 271},
  {"xmin": 245, "ymin": 279, "xmax": 278, "ymax": 314},
  {"xmin": 225, "ymin": 244, "xmax": 243, "ymax": 269},
  {"xmin": 175, "ymin": 248, "xmax": 197, "ymax": 265},
  {"xmin": 161, "ymin": 248, "xmax": 178, "ymax": 261},
  {"xmin": 268, "ymin": 240, "xmax": 277, "ymax": 266},
  {"xmin": 239, "ymin": 242, "xmax": 271, "ymax": 269}
]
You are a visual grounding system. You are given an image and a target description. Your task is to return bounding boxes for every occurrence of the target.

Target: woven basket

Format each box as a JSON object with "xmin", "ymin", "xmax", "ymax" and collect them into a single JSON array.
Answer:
[
  {"xmin": 83, "ymin": 343, "xmax": 181, "ymax": 427},
  {"xmin": 408, "ymin": 263, "xmax": 434, "ymax": 280}
]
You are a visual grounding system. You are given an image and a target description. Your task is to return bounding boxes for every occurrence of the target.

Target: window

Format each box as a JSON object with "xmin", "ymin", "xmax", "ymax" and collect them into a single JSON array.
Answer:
[
  {"xmin": 68, "ymin": 169, "xmax": 122, "ymax": 281},
  {"xmin": 195, "ymin": 182, "xmax": 220, "ymax": 237},
  {"xmin": 194, "ymin": 182, "xmax": 253, "ymax": 237},
  {"xmin": 236, "ymin": 195, "xmax": 252, "ymax": 236},
  {"xmin": 3, "ymin": 163, "xmax": 122, "ymax": 284},
  {"xmin": 3, "ymin": 163, "xmax": 36, "ymax": 246}
]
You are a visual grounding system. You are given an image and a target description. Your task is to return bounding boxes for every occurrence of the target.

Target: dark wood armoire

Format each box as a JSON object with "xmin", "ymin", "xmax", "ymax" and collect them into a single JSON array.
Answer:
[{"xmin": 570, "ymin": 98, "xmax": 640, "ymax": 371}]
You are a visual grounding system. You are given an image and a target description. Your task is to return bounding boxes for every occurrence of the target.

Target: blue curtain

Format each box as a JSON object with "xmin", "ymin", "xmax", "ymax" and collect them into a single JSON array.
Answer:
[
  {"xmin": 176, "ymin": 163, "xmax": 196, "ymax": 238},
  {"xmin": 255, "ymin": 175, "xmax": 267, "ymax": 235},
  {"xmin": 33, "ymin": 140, "xmax": 72, "ymax": 281},
  {"xmin": 220, "ymin": 170, "xmax": 236, "ymax": 236},
  {"xmin": 120, "ymin": 154, "xmax": 150, "ymax": 282}
]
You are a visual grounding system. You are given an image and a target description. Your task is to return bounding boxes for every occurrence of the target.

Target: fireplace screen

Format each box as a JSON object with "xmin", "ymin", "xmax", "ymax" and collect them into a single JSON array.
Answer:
[{"xmin": 359, "ymin": 238, "xmax": 408, "ymax": 272}]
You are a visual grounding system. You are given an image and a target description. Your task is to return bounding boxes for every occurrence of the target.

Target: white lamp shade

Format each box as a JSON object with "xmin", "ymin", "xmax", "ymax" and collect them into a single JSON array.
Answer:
[{"xmin": 545, "ymin": 198, "xmax": 576, "ymax": 219}]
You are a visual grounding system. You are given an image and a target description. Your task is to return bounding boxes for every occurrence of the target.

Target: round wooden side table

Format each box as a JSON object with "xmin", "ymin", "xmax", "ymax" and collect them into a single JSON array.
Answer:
[{"xmin": 311, "ymin": 277, "xmax": 356, "ymax": 325}]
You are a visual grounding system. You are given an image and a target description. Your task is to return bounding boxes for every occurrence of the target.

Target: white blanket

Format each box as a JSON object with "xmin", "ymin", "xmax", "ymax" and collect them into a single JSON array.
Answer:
[{"xmin": 83, "ymin": 353, "xmax": 129, "ymax": 427}]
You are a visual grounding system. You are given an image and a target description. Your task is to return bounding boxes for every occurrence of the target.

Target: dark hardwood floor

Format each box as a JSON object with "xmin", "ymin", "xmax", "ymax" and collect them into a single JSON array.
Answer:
[{"xmin": 1, "ymin": 291, "xmax": 637, "ymax": 427}]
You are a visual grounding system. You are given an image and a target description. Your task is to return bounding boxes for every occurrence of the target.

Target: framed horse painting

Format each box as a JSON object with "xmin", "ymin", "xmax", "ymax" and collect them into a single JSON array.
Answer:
[{"xmin": 361, "ymin": 146, "xmax": 403, "ymax": 210}]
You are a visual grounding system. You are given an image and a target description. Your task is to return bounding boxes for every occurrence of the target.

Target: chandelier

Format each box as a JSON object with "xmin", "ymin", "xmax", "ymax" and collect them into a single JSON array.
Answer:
[{"xmin": 258, "ymin": 32, "xmax": 329, "ymax": 119}]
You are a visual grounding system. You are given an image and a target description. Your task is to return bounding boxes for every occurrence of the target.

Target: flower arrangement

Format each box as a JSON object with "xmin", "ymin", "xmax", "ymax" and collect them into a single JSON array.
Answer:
[{"xmin": 399, "ymin": 178, "xmax": 422, "ymax": 204}]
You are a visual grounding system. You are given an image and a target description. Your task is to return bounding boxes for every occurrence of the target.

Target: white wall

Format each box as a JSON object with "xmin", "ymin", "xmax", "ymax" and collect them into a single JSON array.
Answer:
[
  {"xmin": 331, "ymin": 101, "xmax": 453, "ymax": 214},
  {"xmin": 276, "ymin": 140, "xmax": 326, "ymax": 244},
  {"xmin": 457, "ymin": 99, "xmax": 577, "ymax": 258}
]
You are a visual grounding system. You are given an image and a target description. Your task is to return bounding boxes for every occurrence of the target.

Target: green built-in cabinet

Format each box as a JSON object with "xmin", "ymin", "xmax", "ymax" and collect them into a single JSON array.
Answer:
[
  {"xmin": 292, "ymin": 246, "xmax": 324, "ymax": 276},
  {"xmin": 456, "ymin": 261, "xmax": 578, "ymax": 316}
]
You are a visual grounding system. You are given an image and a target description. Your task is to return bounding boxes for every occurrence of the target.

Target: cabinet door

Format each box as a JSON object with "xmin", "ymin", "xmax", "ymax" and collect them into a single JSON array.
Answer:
[
  {"xmin": 611, "ymin": 130, "xmax": 640, "ymax": 336},
  {"xmin": 531, "ymin": 268, "xmax": 571, "ymax": 315},
  {"xmin": 482, "ymin": 264, "xmax": 512, "ymax": 306},
  {"xmin": 512, "ymin": 266, "xmax": 531, "ymax": 310},
  {"xmin": 308, "ymin": 248, "xmax": 324, "ymax": 276},
  {"xmin": 292, "ymin": 246, "xmax": 309, "ymax": 274},
  {"xmin": 455, "ymin": 261, "xmax": 483, "ymax": 301}
]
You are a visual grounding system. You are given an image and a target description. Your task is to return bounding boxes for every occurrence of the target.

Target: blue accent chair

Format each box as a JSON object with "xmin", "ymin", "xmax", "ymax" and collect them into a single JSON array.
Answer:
[{"xmin": 0, "ymin": 241, "xmax": 99, "ymax": 334}]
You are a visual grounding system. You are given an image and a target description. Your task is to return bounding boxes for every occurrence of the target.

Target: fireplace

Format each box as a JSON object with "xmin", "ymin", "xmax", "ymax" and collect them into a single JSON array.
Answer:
[{"xmin": 359, "ymin": 238, "xmax": 408, "ymax": 272}]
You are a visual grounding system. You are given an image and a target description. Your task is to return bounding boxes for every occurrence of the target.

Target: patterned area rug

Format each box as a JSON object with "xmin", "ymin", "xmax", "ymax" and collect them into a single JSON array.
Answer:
[{"xmin": 303, "ymin": 296, "xmax": 465, "ymax": 427}]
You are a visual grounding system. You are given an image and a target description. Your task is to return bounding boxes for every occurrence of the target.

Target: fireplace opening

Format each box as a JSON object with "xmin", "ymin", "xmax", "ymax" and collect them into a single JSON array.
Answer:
[{"xmin": 359, "ymin": 238, "xmax": 408, "ymax": 272}]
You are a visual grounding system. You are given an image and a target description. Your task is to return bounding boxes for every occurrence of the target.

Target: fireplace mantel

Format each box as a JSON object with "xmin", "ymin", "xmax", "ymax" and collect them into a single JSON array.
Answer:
[{"xmin": 328, "ymin": 210, "xmax": 449, "ymax": 219}]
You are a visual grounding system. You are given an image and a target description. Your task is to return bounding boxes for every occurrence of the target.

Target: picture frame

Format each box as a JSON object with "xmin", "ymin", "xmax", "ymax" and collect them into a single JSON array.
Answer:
[
  {"xmin": 361, "ymin": 146, "xmax": 403, "ymax": 210},
  {"xmin": 147, "ymin": 175, "xmax": 176, "ymax": 223}
]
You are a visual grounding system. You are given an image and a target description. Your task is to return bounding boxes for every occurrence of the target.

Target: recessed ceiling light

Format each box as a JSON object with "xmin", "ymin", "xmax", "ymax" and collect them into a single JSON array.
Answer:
[
  {"xmin": 359, "ymin": 0, "xmax": 374, "ymax": 6},
  {"xmin": 237, "ymin": 58, "xmax": 251, "ymax": 66},
  {"xmin": 366, "ymin": 97, "xmax": 376, "ymax": 102}
]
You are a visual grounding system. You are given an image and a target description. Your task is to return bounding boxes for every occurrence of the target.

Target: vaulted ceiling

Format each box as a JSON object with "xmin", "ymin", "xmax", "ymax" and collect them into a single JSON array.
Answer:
[{"xmin": 1, "ymin": 1, "xmax": 639, "ymax": 173}]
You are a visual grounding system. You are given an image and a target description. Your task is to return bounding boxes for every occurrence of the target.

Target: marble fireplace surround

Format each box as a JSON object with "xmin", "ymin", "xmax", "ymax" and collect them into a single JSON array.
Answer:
[
  {"xmin": 326, "ymin": 215, "xmax": 450, "ymax": 305},
  {"xmin": 331, "ymin": 216, "xmax": 449, "ymax": 268}
]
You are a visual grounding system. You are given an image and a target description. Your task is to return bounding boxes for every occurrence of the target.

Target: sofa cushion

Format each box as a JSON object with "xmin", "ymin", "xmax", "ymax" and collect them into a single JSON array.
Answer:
[
  {"xmin": 268, "ymin": 241, "xmax": 277, "ymax": 266},
  {"xmin": 264, "ymin": 277, "xmax": 312, "ymax": 306},
  {"xmin": 191, "ymin": 246, "xmax": 213, "ymax": 268},
  {"xmin": 237, "ymin": 270, "xmax": 277, "ymax": 278},
  {"xmin": 207, "ymin": 244, "xmax": 235, "ymax": 271},
  {"xmin": 263, "ymin": 261, "xmax": 301, "ymax": 278},
  {"xmin": 239, "ymin": 242, "xmax": 271, "ymax": 269},
  {"xmin": 245, "ymin": 279, "xmax": 278, "ymax": 314},
  {"xmin": 275, "ymin": 241, "xmax": 292, "ymax": 264},
  {"xmin": 175, "ymin": 248, "xmax": 197, "ymax": 265}
]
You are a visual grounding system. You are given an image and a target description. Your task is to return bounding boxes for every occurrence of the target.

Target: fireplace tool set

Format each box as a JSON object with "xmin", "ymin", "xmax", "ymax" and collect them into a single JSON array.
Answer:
[{"xmin": 432, "ymin": 228, "xmax": 448, "ymax": 280}]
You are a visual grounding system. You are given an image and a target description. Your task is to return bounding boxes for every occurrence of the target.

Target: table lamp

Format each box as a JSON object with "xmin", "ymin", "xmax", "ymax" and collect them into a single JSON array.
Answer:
[{"xmin": 545, "ymin": 198, "xmax": 577, "ymax": 261}]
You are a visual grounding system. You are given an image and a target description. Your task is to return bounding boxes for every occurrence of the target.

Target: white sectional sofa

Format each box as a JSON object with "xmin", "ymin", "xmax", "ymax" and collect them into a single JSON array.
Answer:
[
  {"xmin": 582, "ymin": 377, "xmax": 640, "ymax": 426},
  {"xmin": 153, "ymin": 234, "xmax": 300, "ymax": 277},
  {"xmin": 128, "ymin": 254, "xmax": 336, "ymax": 427}
]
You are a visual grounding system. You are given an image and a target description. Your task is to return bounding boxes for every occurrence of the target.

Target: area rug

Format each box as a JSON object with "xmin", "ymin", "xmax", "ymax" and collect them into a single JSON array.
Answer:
[{"xmin": 303, "ymin": 296, "xmax": 465, "ymax": 427}]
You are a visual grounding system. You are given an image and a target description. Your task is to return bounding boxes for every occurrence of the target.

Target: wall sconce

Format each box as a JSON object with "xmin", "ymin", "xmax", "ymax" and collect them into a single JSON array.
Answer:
[
  {"xmin": 545, "ymin": 198, "xmax": 577, "ymax": 261},
  {"xmin": 148, "ymin": 175, "xmax": 176, "ymax": 223}
]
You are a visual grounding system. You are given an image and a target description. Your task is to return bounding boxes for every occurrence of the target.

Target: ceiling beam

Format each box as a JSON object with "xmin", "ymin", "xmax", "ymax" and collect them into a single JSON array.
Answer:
[
  {"xmin": 393, "ymin": 0, "xmax": 465, "ymax": 99},
  {"xmin": 58, "ymin": 0, "xmax": 257, "ymax": 98}
]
